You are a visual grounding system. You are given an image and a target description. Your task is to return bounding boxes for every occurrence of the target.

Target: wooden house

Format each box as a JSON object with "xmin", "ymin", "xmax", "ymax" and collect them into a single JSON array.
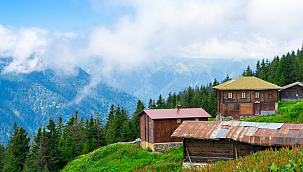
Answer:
[
  {"xmin": 172, "ymin": 121, "xmax": 303, "ymax": 166},
  {"xmin": 136, "ymin": 108, "xmax": 211, "ymax": 152},
  {"xmin": 279, "ymin": 82, "xmax": 303, "ymax": 102},
  {"xmin": 213, "ymin": 76, "xmax": 281, "ymax": 119}
]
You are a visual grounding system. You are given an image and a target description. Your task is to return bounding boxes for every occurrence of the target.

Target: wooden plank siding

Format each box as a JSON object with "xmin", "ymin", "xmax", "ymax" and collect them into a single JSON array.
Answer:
[
  {"xmin": 140, "ymin": 111, "xmax": 208, "ymax": 143},
  {"xmin": 184, "ymin": 138, "xmax": 280, "ymax": 163},
  {"xmin": 280, "ymin": 85, "xmax": 303, "ymax": 102},
  {"xmin": 217, "ymin": 90, "xmax": 279, "ymax": 119}
]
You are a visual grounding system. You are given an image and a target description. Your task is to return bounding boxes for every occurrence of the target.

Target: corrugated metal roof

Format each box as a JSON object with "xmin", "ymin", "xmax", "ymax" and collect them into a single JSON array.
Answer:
[
  {"xmin": 279, "ymin": 82, "xmax": 303, "ymax": 91},
  {"xmin": 137, "ymin": 108, "xmax": 212, "ymax": 119},
  {"xmin": 171, "ymin": 121, "xmax": 303, "ymax": 146},
  {"xmin": 213, "ymin": 76, "xmax": 281, "ymax": 90}
]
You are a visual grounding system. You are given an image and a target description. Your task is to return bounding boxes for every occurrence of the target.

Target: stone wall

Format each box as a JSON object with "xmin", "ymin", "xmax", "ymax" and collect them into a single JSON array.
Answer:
[
  {"xmin": 141, "ymin": 141, "xmax": 183, "ymax": 153},
  {"xmin": 153, "ymin": 142, "xmax": 183, "ymax": 153}
]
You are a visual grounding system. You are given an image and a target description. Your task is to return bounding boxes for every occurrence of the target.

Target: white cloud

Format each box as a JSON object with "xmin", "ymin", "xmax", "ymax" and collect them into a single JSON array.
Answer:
[
  {"xmin": 0, "ymin": 25, "xmax": 80, "ymax": 74},
  {"xmin": 85, "ymin": 0, "xmax": 303, "ymax": 73},
  {"xmin": 1, "ymin": 0, "xmax": 303, "ymax": 102}
]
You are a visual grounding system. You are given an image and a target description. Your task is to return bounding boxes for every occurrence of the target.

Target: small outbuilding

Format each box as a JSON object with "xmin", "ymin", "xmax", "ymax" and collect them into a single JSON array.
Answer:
[
  {"xmin": 279, "ymin": 82, "xmax": 303, "ymax": 102},
  {"xmin": 136, "ymin": 108, "xmax": 211, "ymax": 152},
  {"xmin": 172, "ymin": 121, "xmax": 303, "ymax": 167}
]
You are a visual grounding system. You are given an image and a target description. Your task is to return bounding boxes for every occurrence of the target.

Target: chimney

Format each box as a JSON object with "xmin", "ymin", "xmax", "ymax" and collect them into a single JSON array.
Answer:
[{"xmin": 177, "ymin": 105, "xmax": 181, "ymax": 110}]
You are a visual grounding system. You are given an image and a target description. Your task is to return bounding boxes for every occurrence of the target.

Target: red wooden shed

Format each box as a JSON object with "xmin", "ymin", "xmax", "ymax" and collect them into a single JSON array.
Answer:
[{"xmin": 136, "ymin": 108, "xmax": 211, "ymax": 152}]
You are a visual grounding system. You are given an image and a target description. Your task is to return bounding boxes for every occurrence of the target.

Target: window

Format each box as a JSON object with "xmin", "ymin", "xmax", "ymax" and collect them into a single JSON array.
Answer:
[
  {"xmin": 177, "ymin": 119, "xmax": 181, "ymax": 123},
  {"xmin": 228, "ymin": 104, "xmax": 239, "ymax": 111},
  {"xmin": 241, "ymin": 92, "xmax": 246, "ymax": 98},
  {"xmin": 234, "ymin": 104, "xmax": 239, "ymax": 111},
  {"xmin": 195, "ymin": 118, "xmax": 199, "ymax": 121},
  {"xmin": 255, "ymin": 92, "xmax": 260, "ymax": 98},
  {"xmin": 228, "ymin": 92, "xmax": 233, "ymax": 99},
  {"xmin": 268, "ymin": 92, "xmax": 273, "ymax": 98},
  {"xmin": 224, "ymin": 104, "xmax": 228, "ymax": 115},
  {"xmin": 229, "ymin": 104, "xmax": 233, "ymax": 110}
]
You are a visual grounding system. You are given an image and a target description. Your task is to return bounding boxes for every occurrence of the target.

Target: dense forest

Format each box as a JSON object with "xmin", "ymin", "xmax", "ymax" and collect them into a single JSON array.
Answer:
[
  {"xmin": 0, "ymin": 102, "xmax": 144, "ymax": 172},
  {"xmin": 1, "ymin": 45, "xmax": 303, "ymax": 171},
  {"xmin": 148, "ymin": 45, "xmax": 303, "ymax": 117},
  {"xmin": 242, "ymin": 45, "xmax": 303, "ymax": 86}
]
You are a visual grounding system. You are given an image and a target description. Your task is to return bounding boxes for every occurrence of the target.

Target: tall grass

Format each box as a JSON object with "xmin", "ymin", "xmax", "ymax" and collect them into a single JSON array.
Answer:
[
  {"xmin": 61, "ymin": 143, "xmax": 183, "ymax": 172},
  {"xmin": 244, "ymin": 100, "xmax": 303, "ymax": 123},
  {"xmin": 181, "ymin": 145, "xmax": 303, "ymax": 172}
]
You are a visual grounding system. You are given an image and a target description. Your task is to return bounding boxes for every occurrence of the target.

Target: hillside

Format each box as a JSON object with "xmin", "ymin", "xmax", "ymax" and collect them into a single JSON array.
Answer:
[
  {"xmin": 0, "ymin": 67, "xmax": 137, "ymax": 145},
  {"xmin": 60, "ymin": 101, "xmax": 303, "ymax": 172},
  {"xmin": 61, "ymin": 143, "xmax": 183, "ymax": 172},
  {"xmin": 243, "ymin": 100, "xmax": 303, "ymax": 123}
]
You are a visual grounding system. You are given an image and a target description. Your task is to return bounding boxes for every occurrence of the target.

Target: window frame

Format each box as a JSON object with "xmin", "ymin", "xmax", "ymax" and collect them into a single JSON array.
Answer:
[
  {"xmin": 195, "ymin": 118, "xmax": 199, "ymax": 121},
  {"xmin": 241, "ymin": 92, "xmax": 246, "ymax": 99},
  {"xmin": 255, "ymin": 92, "xmax": 260, "ymax": 99},
  {"xmin": 228, "ymin": 92, "xmax": 233, "ymax": 99},
  {"xmin": 268, "ymin": 92, "xmax": 273, "ymax": 98},
  {"xmin": 177, "ymin": 119, "xmax": 181, "ymax": 123}
]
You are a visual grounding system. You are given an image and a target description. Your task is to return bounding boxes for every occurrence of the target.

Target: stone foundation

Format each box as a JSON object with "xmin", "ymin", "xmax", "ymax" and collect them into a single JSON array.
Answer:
[{"xmin": 140, "ymin": 141, "xmax": 183, "ymax": 153}]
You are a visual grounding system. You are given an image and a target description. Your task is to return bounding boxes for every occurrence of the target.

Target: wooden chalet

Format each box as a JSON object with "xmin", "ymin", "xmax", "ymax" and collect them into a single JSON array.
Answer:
[
  {"xmin": 172, "ymin": 121, "xmax": 303, "ymax": 166},
  {"xmin": 136, "ymin": 108, "xmax": 211, "ymax": 151},
  {"xmin": 213, "ymin": 76, "xmax": 281, "ymax": 119},
  {"xmin": 279, "ymin": 82, "xmax": 303, "ymax": 102}
]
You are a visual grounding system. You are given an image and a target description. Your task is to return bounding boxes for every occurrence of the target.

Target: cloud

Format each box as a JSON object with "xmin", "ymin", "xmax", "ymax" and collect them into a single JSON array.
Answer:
[
  {"xmin": 85, "ymin": 0, "xmax": 303, "ymax": 73},
  {"xmin": 0, "ymin": 25, "xmax": 80, "ymax": 75},
  {"xmin": 1, "ymin": 0, "xmax": 303, "ymax": 103}
]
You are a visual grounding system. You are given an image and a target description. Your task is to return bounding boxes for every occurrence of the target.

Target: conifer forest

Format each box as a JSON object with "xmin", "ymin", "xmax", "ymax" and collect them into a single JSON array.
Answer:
[{"xmin": 1, "ymin": 46, "xmax": 303, "ymax": 171}]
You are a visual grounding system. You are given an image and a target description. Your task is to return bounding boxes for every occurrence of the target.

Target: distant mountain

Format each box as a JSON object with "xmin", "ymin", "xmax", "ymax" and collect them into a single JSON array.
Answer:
[
  {"xmin": 0, "ymin": 67, "xmax": 137, "ymax": 145},
  {"xmin": 83, "ymin": 58, "xmax": 257, "ymax": 102}
]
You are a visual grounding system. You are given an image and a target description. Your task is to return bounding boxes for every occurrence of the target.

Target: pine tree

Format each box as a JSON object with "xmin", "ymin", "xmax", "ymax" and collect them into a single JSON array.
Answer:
[
  {"xmin": 131, "ymin": 100, "xmax": 145, "ymax": 139},
  {"xmin": 94, "ymin": 111, "xmax": 105, "ymax": 147},
  {"xmin": 3, "ymin": 122, "xmax": 30, "ymax": 172},
  {"xmin": 83, "ymin": 116, "xmax": 98, "ymax": 154},
  {"xmin": 105, "ymin": 104, "xmax": 115, "ymax": 144},
  {"xmin": 121, "ymin": 121, "xmax": 132, "ymax": 142},
  {"xmin": 0, "ymin": 141, "xmax": 5, "ymax": 171},
  {"xmin": 45, "ymin": 117, "xmax": 61, "ymax": 171},
  {"xmin": 156, "ymin": 94, "xmax": 165, "ymax": 109},
  {"xmin": 32, "ymin": 127, "xmax": 48, "ymax": 172},
  {"xmin": 222, "ymin": 74, "xmax": 231, "ymax": 82}
]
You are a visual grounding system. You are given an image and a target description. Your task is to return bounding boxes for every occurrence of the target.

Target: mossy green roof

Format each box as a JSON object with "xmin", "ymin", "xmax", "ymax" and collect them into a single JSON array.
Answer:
[{"xmin": 213, "ymin": 76, "xmax": 281, "ymax": 90}]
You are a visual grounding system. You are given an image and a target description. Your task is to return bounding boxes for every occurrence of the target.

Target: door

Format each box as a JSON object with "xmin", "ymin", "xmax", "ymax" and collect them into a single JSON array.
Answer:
[{"xmin": 255, "ymin": 103, "xmax": 260, "ymax": 115}]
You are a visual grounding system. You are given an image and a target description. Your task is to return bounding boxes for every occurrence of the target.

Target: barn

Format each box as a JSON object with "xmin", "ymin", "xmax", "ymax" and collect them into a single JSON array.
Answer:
[
  {"xmin": 136, "ymin": 108, "xmax": 211, "ymax": 152},
  {"xmin": 279, "ymin": 82, "xmax": 303, "ymax": 102},
  {"xmin": 172, "ymin": 121, "xmax": 303, "ymax": 167},
  {"xmin": 213, "ymin": 76, "xmax": 281, "ymax": 120}
]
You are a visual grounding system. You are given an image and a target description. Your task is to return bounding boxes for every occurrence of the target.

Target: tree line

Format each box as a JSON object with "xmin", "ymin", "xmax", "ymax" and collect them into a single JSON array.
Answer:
[
  {"xmin": 146, "ymin": 78, "xmax": 225, "ymax": 117},
  {"xmin": 242, "ymin": 45, "xmax": 303, "ymax": 86},
  {"xmin": 0, "ymin": 102, "xmax": 145, "ymax": 172}
]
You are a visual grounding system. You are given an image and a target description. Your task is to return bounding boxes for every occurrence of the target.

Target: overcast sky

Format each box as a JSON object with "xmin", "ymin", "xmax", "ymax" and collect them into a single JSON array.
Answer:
[{"xmin": 1, "ymin": 0, "xmax": 303, "ymax": 74}]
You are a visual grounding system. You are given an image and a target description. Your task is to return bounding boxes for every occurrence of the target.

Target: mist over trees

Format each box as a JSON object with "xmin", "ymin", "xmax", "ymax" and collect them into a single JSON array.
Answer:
[{"xmin": 1, "ymin": 46, "xmax": 303, "ymax": 171}]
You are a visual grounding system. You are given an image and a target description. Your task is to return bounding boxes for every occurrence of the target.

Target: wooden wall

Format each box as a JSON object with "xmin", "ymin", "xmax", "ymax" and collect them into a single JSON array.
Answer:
[
  {"xmin": 154, "ymin": 118, "xmax": 207, "ymax": 143},
  {"xmin": 183, "ymin": 138, "xmax": 279, "ymax": 163},
  {"xmin": 217, "ymin": 90, "xmax": 279, "ymax": 118},
  {"xmin": 280, "ymin": 85, "xmax": 303, "ymax": 102},
  {"xmin": 139, "ymin": 112, "xmax": 208, "ymax": 143}
]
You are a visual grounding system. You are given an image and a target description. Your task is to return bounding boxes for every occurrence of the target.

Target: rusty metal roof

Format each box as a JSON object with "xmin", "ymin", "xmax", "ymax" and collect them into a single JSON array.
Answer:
[
  {"xmin": 213, "ymin": 76, "xmax": 281, "ymax": 90},
  {"xmin": 279, "ymin": 82, "xmax": 303, "ymax": 91},
  {"xmin": 171, "ymin": 121, "xmax": 303, "ymax": 146},
  {"xmin": 136, "ymin": 108, "xmax": 212, "ymax": 119}
]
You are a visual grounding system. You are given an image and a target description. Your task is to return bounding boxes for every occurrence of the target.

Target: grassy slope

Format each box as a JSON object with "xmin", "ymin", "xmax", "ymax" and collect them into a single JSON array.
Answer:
[
  {"xmin": 61, "ymin": 143, "xmax": 183, "ymax": 172},
  {"xmin": 62, "ymin": 101, "xmax": 303, "ymax": 172},
  {"xmin": 244, "ymin": 100, "xmax": 303, "ymax": 123}
]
